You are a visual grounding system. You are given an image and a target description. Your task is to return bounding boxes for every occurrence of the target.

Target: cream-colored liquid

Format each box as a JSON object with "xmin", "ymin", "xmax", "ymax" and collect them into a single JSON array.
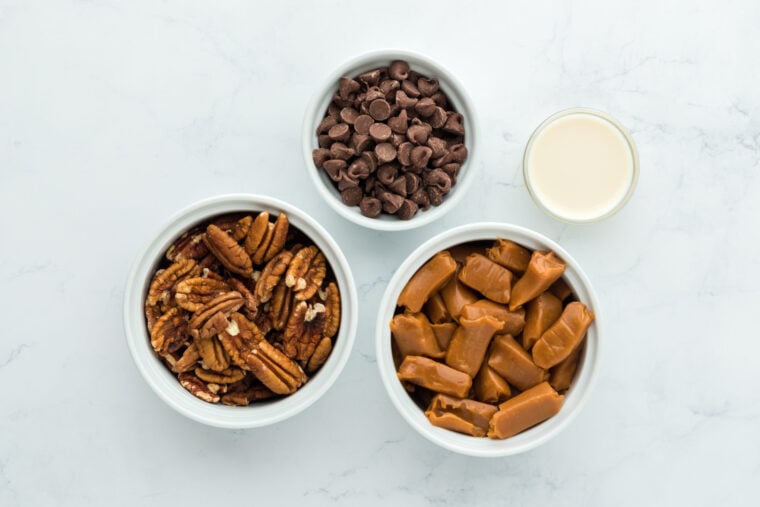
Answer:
[{"xmin": 526, "ymin": 112, "xmax": 635, "ymax": 221}]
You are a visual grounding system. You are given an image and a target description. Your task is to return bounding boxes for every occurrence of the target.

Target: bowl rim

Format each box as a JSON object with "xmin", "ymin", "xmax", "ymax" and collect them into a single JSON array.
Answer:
[
  {"xmin": 123, "ymin": 193, "xmax": 358, "ymax": 428},
  {"xmin": 375, "ymin": 222, "xmax": 601, "ymax": 456},
  {"xmin": 302, "ymin": 48, "xmax": 479, "ymax": 231}
]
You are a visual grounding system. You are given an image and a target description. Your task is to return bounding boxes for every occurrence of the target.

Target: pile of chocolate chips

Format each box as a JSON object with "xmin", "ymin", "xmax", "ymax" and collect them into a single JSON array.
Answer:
[{"xmin": 312, "ymin": 60, "xmax": 468, "ymax": 220}]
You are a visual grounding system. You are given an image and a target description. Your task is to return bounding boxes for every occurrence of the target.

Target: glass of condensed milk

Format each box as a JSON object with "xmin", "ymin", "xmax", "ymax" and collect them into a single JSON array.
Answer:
[{"xmin": 523, "ymin": 108, "xmax": 639, "ymax": 223}]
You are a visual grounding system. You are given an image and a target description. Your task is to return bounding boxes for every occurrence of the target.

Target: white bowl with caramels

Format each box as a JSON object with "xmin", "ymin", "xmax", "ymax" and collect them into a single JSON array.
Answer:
[{"xmin": 376, "ymin": 223, "xmax": 600, "ymax": 456}]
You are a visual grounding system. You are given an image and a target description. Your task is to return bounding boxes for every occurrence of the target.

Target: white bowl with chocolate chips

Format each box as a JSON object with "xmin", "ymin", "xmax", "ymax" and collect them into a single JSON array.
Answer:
[
  {"xmin": 303, "ymin": 49, "xmax": 478, "ymax": 231},
  {"xmin": 124, "ymin": 194, "xmax": 357, "ymax": 428},
  {"xmin": 375, "ymin": 223, "xmax": 601, "ymax": 456}
]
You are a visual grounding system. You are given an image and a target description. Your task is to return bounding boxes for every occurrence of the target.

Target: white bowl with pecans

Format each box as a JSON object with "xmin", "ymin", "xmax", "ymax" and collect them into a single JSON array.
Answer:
[
  {"xmin": 375, "ymin": 223, "xmax": 601, "ymax": 456},
  {"xmin": 303, "ymin": 49, "xmax": 478, "ymax": 231},
  {"xmin": 124, "ymin": 194, "xmax": 357, "ymax": 428}
]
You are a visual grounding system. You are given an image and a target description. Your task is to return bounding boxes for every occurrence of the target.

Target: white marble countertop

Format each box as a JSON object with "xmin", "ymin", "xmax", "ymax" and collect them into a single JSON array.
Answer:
[{"xmin": 2, "ymin": 0, "xmax": 759, "ymax": 505}]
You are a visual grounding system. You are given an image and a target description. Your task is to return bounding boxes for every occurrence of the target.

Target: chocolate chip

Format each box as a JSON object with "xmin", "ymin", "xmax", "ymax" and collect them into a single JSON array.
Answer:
[
  {"xmin": 443, "ymin": 112, "xmax": 465, "ymax": 135},
  {"xmin": 431, "ymin": 92, "xmax": 448, "ymax": 108},
  {"xmin": 317, "ymin": 116, "xmax": 338, "ymax": 135},
  {"xmin": 389, "ymin": 60, "xmax": 410, "ymax": 81},
  {"xmin": 389, "ymin": 176, "xmax": 408, "ymax": 197},
  {"xmin": 410, "ymin": 146, "xmax": 433, "ymax": 168},
  {"xmin": 380, "ymin": 191, "xmax": 405, "ymax": 214},
  {"xmin": 377, "ymin": 163, "xmax": 398, "ymax": 186},
  {"xmin": 397, "ymin": 142, "xmax": 414, "ymax": 166},
  {"xmin": 364, "ymin": 175, "xmax": 377, "ymax": 193},
  {"xmin": 332, "ymin": 92, "xmax": 353, "ymax": 108},
  {"xmin": 328, "ymin": 123, "xmax": 351, "ymax": 142},
  {"xmin": 397, "ymin": 199, "xmax": 418, "ymax": 220},
  {"xmin": 395, "ymin": 90, "xmax": 418, "ymax": 109},
  {"xmin": 417, "ymin": 77, "xmax": 439, "ymax": 97},
  {"xmin": 427, "ymin": 186, "xmax": 444, "ymax": 206},
  {"xmin": 424, "ymin": 168, "xmax": 452, "ymax": 194},
  {"xmin": 365, "ymin": 87, "xmax": 385, "ymax": 103},
  {"xmin": 449, "ymin": 144, "xmax": 468, "ymax": 163},
  {"xmin": 369, "ymin": 123, "xmax": 392, "ymax": 142},
  {"xmin": 348, "ymin": 159, "xmax": 371, "ymax": 180},
  {"xmin": 337, "ymin": 171, "xmax": 359, "ymax": 190},
  {"xmin": 401, "ymin": 79, "xmax": 420, "ymax": 98},
  {"xmin": 411, "ymin": 188, "xmax": 431, "ymax": 210},
  {"xmin": 318, "ymin": 134, "xmax": 331, "ymax": 148},
  {"xmin": 312, "ymin": 148, "xmax": 331, "ymax": 168},
  {"xmin": 350, "ymin": 133, "xmax": 373, "ymax": 153},
  {"xmin": 375, "ymin": 142, "xmax": 396, "ymax": 163},
  {"xmin": 327, "ymin": 103, "xmax": 341, "ymax": 121},
  {"xmin": 341, "ymin": 186, "xmax": 363, "ymax": 206},
  {"xmin": 360, "ymin": 197, "xmax": 382, "ymax": 218},
  {"xmin": 339, "ymin": 77, "xmax": 360, "ymax": 99},
  {"xmin": 427, "ymin": 137, "xmax": 447, "ymax": 158},
  {"xmin": 441, "ymin": 163, "xmax": 461, "ymax": 185},
  {"xmin": 323, "ymin": 159, "xmax": 347, "ymax": 181},
  {"xmin": 354, "ymin": 114, "xmax": 374, "ymax": 135},
  {"xmin": 361, "ymin": 151, "xmax": 378, "ymax": 172},
  {"xmin": 330, "ymin": 142, "xmax": 355, "ymax": 160},
  {"xmin": 429, "ymin": 107, "xmax": 447, "ymax": 129},
  {"xmin": 368, "ymin": 99, "xmax": 392, "ymax": 121},
  {"xmin": 415, "ymin": 97, "xmax": 436, "ymax": 117},
  {"xmin": 340, "ymin": 107, "xmax": 359, "ymax": 124},
  {"xmin": 407, "ymin": 124, "xmax": 429, "ymax": 145},
  {"xmin": 379, "ymin": 79, "xmax": 400, "ymax": 100},
  {"xmin": 358, "ymin": 69, "xmax": 381, "ymax": 86},
  {"xmin": 387, "ymin": 109, "xmax": 409, "ymax": 134},
  {"xmin": 405, "ymin": 173, "xmax": 422, "ymax": 194}
]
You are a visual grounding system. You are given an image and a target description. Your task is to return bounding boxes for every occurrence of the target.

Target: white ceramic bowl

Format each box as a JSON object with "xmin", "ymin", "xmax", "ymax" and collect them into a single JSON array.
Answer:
[
  {"xmin": 124, "ymin": 194, "xmax": 358, "ymax": 428},
  {"xmin": 376, "ymin": 223, "xmax": 601, "ymax": 456},
  {"xmin": 302, "ymin": 49, "xmax": 478, "ymax": 231}
]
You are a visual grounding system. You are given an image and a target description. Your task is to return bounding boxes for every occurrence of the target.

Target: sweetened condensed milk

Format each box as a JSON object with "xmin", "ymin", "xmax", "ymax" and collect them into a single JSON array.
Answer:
[{"xmin": 523, "ymin": 109, "xmax": 638, "ymax": 223}]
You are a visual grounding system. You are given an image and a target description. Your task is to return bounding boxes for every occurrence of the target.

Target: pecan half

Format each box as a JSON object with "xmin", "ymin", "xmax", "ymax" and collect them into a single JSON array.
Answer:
[
  {"xmin": 150, "ymin": 307, "xmax": 188, "ymax": 355},
  {"xmin": 188, "ymin": 292, "xmax": 244, "ymax": 336},
  {"xmin": 221, "ymin": 385, "xmax": 276, "ymax": 406},
  {"xmin": 145, "ymin": 300, "xmax": 162, "ymax": 333},
  {"xmin": 195, "ymin": 335, "xmax": 230, "ymax": 372},
  {"xmin": 268, "ymin": 281, "xmax": 293, "ymax": 331},
  {"xmin": 179, "ymin": 372, "xmax": 221, "ymax": 403},
  {"xmin": 172, "ymin": 343, "xmax": 200, "ymax": 373},
  {"xmin": 194, "ymin": 366, "xmax": 246, "ymax": 384},
  {"xmin": 251, "ymin": 223, "xmax": 275, "ymax": 265},
  {"xmin": 204, "ymin": 224, "xmax": 253, "ymax": 277},
  {"xmin": 175, "ymin": 277, "xmax": 232, "ymax": 312},
  {"xmin": 322, "ymin": 281, "xmax": 341, "ymax": 338},
  {"xmin": 231, "ymin": 215, "xmax": 253, "ymax": 241},
  {"xmin": 286, "ymin": 246, "xmax": 326, "ymax": 301},
  {"xmin": 283, "ymin": 301, "xmax": 326, "ymax": 360},
  {"xmin": 166, "ymin": 227, "xmax": 208, "ymax": 262},
  {"xmin": 147, "ymin": 259, "xmax": 198, "ymax": 307},
  {"xmin": 255, "ymin": 249, "xmax": 294, "ymax": 303},
  {"xmin": 262, "ymin": 212, "xmax": 289, "ymax": 262},
  {"xmin": 307, "ymin": 337, "xmax": 333, "ymax": 373},
  {"xmin": 244, "ymin": 211, "xmax": 270, "ymax": 256},
  {"xmin": 227, "ymin": 278, "xmax": 258, "ymax": 315}
]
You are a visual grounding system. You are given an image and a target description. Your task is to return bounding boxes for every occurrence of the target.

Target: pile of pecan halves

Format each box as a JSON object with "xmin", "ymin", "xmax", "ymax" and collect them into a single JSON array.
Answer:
[{"xmin": 144, "ymin": 211, "xmax": 341, "ymax": 406}]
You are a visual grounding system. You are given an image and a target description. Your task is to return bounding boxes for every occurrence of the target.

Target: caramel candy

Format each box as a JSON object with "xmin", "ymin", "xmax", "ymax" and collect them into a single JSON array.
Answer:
[
  {"xmin": 458, "ymin": 254, "xmax": 513, "ymax": 304},
  {"xmin": 488, "ymin": 382, "xmax": 564, "ymax": 439},
  {"xmin": 487, "ymin": 239, "xmax": 531, "ymax": 273},
  {"xmin": 509, "ymin": 251, "xmax": 566, "ymax": 311},
  {"xmin": 425, "ymin": 394, "xmax": 498, "ymax": 437},
  {"xmin": 390, "ymin": 312, "xmax": 445, "ymax": 359},
  {"xmin": 423, "ymin": 292, "xmax": 451, "ymax": 324},
  {"xmin": 398, "ymin": 251, "xmax": 457, "ymax": 313},
  {"xmin": 549, "ymin": 277, "xmax": 573, "ymax": 302},
  {"xmin": 473, "ymin": 364, "xmax": 511, "ymax": 404},
  {"xmin": 448, "ymin": 242, "xmax": 488, "ymax": 264},
  {"xmin": 532, "ymin": 301, "xmax": 595, "ymax": 369},
  {"xmin": 440, "ymin": 274, "xmax": 479, "ymax": 320},
  {"xmin": 487, "ymin": 334, "xmax": 547, "ymax": 391},
  {"xmin": 431, "ymin": 322, "xmax": 457, "ymax": 350},
  {"xmin": 445, "ymin": 316, "xmax": 502, "ymax": 377},
  {"xmin": 522, "ymin": 292, "xmax": 562, "ymax": 350},
  {"xmin": 397, "ymin": 355, "xmax": 472, "ymax": 398},
  {"xmin": 460, "ymin": 299, "xmax": 525, "ymax": 335},
  {"xmin": 550, "ymin": 346, "xmax": 582, "ymax": 392}
]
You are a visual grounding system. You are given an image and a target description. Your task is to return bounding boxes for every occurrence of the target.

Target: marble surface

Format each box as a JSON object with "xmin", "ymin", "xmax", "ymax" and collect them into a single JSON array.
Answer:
[{"xmin": 1, "ymin": 0, "xmax": 759, "ymax": 505}]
